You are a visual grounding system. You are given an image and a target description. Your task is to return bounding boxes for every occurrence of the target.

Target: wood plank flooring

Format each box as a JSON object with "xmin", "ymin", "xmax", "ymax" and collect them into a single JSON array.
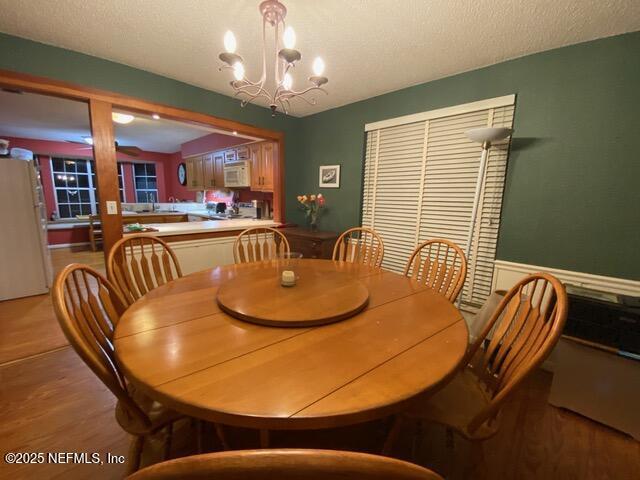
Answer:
[{"xmin": 1, "ymin": 247, "xmax": 638, "ymax": 479}]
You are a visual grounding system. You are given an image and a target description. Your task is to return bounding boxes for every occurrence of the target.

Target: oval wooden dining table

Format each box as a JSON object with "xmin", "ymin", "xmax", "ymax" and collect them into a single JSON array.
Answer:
[{"xmin": 114, "ymin": 259, "xmax": 469, "ymax": 431}]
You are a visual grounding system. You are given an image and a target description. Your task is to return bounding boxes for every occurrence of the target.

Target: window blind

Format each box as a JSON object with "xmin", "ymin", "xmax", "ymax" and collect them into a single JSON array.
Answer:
[{"xmin": 362, "ymin": 96, "xmax": 515, "ymax": 307}]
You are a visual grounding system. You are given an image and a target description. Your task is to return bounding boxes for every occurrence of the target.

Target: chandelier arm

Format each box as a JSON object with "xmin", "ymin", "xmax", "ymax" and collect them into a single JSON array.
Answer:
[
  {"xmin": 275, "ymin": 20, "xmax": 282, "ymax": 85},
  {"xmin": 278, "ymin": 86, "xmax": 328, "ymax": 99},
  {"xmin": 234, "ymin": 86, "xmax": 273, "ymax": 104}
]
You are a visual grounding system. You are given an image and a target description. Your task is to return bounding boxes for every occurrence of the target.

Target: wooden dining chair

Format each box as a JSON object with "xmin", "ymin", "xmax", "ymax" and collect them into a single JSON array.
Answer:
[
  {"xmin": 107, "ymin": 234, "xmax": 183, "ymax": 306},
  {"xmin": 233, "ymin": 227, "xmax": 290, "ymax": 264},
  {"xmin": 88, "ymin": 214, "xmax": 102, "ymax": 252},
  {"xmin": 332, "ymin": 227, "xmax": 384, "ymax": 267},
  {"xmin": 385, "ymin": 272, "xmax": 568, "ymax": 453},
  {"xmin": 404, "ymin": 239, "xmax": 467, "ymax": 302},
  {"xmin": 128, "ymin": 448, "xmax": 443, "ymax": 480},
  {"xmin": 52, "ymin": 263, "xmax": 183, "ymax": 474}
]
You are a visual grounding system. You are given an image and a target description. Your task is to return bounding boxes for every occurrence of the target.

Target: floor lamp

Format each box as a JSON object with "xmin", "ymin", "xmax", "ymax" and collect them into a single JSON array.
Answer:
[{"xmin": 458, "ymin": 127, "xmax": 513, "ymax": 306}]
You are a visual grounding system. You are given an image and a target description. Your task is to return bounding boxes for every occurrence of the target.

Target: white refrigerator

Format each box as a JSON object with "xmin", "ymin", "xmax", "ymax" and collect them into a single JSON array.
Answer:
[{"xmin": 0, "ymin": 156, "xmax": 53, "ymax": 300}]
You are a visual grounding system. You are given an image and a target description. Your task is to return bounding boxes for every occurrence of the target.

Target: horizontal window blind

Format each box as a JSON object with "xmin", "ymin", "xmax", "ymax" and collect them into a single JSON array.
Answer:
[{"xmin": 362, "ymin": 96, "xmax": 515, "ymax": 307}]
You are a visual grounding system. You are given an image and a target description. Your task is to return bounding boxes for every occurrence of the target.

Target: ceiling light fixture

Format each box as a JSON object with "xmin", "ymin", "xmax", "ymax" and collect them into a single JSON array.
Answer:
[
  {"xmin": 152, "ymin": 113, "xmax": 161, "ymax": 120},
  {"xmin": 112, "ymin": 112, "xmax": 135, "ymax": 124},
  {"xmin": 218, "ymin": 0, "xmax": 328, "ymax": 116}
]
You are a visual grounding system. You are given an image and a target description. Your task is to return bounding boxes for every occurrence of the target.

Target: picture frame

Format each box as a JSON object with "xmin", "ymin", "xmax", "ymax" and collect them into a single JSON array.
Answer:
[{"xmin": 319, "ymin": 164, "xmax": 340, "ymax": 188}]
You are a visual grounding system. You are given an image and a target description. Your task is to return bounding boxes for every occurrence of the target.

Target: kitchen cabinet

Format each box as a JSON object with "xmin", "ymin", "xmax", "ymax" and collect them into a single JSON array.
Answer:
[
  {"xmin": 203, "ymin": 152, "xmax": 225, "ymax": 189},
  {"xmin": 236, "ymin": 145, "xmax": 249, "ymax": 160},
  {"xmin": 185, "ymin": 156, "xmax": 204, "ymax": 190},
  {"xmin": 250, "ymin": 141, "xmax": 276, "ymax": 192},
  {"xmin": 122, "ymin": 214, "xmax": 188, "ymax": 224},
  {"xmin": 260, "ymin": 142, "xmax": 275, "ymax": 192},
  {"xmin": 224, "ymin": 149, "xmax": 237, "ymax": 164},
  {"xmin": 281, "ymin": 227, "xmax": 338, "ymax": 259}
]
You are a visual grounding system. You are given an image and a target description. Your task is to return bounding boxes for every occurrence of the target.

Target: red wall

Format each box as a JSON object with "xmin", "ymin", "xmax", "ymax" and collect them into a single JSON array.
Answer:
[{"xmin": 4, "ymin": 136, "xmax": 171, "ymax": 218}]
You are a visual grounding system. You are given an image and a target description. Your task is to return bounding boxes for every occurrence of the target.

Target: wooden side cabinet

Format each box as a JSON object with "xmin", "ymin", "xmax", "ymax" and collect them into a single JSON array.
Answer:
[{"xmin": 280, "ymin": 227, "xmax": 339, "ymax": 260}]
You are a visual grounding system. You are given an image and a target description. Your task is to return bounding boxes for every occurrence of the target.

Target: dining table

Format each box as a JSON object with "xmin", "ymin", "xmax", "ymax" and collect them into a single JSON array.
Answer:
[{"xmin": 114, "ymin": 258, "xmax": 469, "ymax": 432}]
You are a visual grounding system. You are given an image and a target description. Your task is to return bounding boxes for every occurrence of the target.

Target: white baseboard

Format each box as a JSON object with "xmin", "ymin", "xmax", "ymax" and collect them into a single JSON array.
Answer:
[
  {"xmin": 48, "ymin": 242, "xmax": 91, "ymax": 249},
  {"xmin": 491, "ymin": 260, "xmax": 640, "ymax": 373},
  {"xmin": 492, "ymin": 260, "xmax": 640, "ymax": 297}
]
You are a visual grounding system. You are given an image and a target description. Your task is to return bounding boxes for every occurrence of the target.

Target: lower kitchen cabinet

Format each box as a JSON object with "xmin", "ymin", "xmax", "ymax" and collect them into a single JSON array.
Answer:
[{"xmin": 280, "ymin": 227, "xmax": 339, "ymax": 260}]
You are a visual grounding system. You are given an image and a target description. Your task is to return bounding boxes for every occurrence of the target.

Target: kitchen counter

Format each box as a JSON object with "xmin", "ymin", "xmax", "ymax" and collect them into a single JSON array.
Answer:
[{"xmin": 128, "ymin": 219, "xmax": 279, "ymax": 239}]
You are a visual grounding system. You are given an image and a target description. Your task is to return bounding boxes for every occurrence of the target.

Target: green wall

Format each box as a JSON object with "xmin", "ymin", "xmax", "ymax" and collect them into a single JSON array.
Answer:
[
  {"xmin": 1, "ymin": 32, "xmax": 638, "ymax": 280},
  {"xmin": 290, "ymin": 32, "xmax": 640, "ymax": 280}
]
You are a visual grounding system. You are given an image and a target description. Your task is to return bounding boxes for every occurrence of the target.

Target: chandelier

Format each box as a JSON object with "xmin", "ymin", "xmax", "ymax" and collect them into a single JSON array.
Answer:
[{"xmin": 218, "ymin": 0, "xmax": 328, "ymax": 116}]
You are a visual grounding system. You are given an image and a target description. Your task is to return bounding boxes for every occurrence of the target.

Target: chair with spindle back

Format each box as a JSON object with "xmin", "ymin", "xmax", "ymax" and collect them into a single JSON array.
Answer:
[
  {"xmin": 52, "ymin": 264, "xmax": 183, "ymax": 474},
  {"xmin": 332, "ymin": 227, "xmax": 384, "ymax": 268},
  {"xmin": 404, "ymin": 239, "xmax": 467, "ymax": 303},
  {"xmin": 107, "ymin": 235, "xmax": 183, "ymax": 306},
  {"xmin": 128, "ymin": 448, "xmax": 443, "ymax": 480},
  {"xmin": 385, "ymin": 272, "xmax": 568, "ymax": 452},
  {"xmin": 233, "ymin": 227, "xmax": 290, "ymax": 264},
  {"xmin": 88, "ymin": 214, "xmax": 102, "ymax": 251}
]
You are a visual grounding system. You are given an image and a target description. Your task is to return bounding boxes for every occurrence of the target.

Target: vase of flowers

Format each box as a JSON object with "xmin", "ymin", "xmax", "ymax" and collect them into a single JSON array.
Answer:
[{"xmin": 297, "ymin": 193, "xmax": 325, "ymax": 231}]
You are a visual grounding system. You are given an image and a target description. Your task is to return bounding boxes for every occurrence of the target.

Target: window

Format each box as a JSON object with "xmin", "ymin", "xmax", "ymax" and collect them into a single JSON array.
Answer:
[
  {"xmin": 361, "ymin": 96, "xmax": 515, "ymax": 307},
  {"xmin": 52, "ymin": 158, "xmax": 96, "ymax": 218},
  {"xmin": 118, "ymin": 163, "xmax": 125, "ymax": 202},
  {"xmin": 52, "ymin": 158, "xmax": 127, "ymax": 217},
  {"xmin": 134, "ymin": 163, "xmax": 158, "ymax": 203}
]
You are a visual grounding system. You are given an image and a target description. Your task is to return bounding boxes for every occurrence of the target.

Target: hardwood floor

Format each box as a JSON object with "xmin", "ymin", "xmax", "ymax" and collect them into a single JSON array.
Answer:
[{"xmin": 1, "ymin": 247, "xmax": 638, "ymax": 479}]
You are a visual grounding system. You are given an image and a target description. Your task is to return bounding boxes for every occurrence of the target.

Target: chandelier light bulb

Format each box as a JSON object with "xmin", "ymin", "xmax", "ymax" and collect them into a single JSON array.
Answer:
[
  {"xmin": 224, "ymin": 31, "xmax": 237, "ymax": 53},
  {"xmin": 312, "ymin": 57, "xmax": 325, "ymax": 76},
  {"xmin": 233, "ymin": 62, "xmax": 245, "ymax": 81},
  {"xmin": 283, "ymin": 26, "xmax": 296, "ymax": 49},
  {"xmin": 283, "ymin": 72, "xmax": 293, "ymax": 90}
]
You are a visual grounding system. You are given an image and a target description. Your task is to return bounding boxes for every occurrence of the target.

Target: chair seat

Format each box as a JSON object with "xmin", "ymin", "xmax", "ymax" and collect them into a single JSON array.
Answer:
[
  {"xmin": 404, "ymin": 369, "xmax": 499, "ymax": 440},
  {"xmin": 116, "ymin": 384, "xmax": 183, "ymax": 435}
]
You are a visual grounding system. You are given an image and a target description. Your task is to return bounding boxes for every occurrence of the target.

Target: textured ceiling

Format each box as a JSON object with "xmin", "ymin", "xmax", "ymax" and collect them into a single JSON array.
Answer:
[
  {"xmin": 0, "ymin": 90, "xmax": 257, "ymax": 153},
  {"xmin": 0, "ymin": 0, "xmax": 638, "ymax": 117}
]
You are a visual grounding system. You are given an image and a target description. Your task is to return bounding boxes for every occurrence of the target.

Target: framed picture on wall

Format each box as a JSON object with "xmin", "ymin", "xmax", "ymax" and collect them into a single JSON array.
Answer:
[{"xmin": 319, "ymin": 165, "xmax": 340, "ymax": 188}]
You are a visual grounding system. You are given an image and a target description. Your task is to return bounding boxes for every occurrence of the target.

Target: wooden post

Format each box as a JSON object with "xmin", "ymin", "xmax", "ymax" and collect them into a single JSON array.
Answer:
[{"xmin": 88, "ymin": 99, "xmax": 122, "ymax": 260}]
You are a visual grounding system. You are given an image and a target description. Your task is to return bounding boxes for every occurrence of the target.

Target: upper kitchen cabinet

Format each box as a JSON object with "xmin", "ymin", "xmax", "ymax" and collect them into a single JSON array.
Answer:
[
  {"xmin": 185, "ymin": 155, "xmax": 204, "ymax": 190},
  {"xmin": 250, "ymin": 141, "xmax": 275, "ymax": 192},
  {"xmin": 203, "ymin": 152, "xmax": 225, "ymax": 189},
  {"xmin": 260, "ymin": 142, "xmax": 275, "ymax": 192}
]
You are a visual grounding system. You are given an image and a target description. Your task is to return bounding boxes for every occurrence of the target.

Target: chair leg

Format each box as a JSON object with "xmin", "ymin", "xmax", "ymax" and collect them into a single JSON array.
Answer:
[
  {"xmin": 127, "ymin": 435, "xmax": 144, "ymax": 475},
  {"xmin": 214, "ymin": 423, "xmax": 230, "ymax": 451},
  {"xmin": 382, "ymin": 415, "xmax": 404, "ymax": 456},
  {"xmin": 411, "ymin": 420, "xmax": 424, "ymax": 461},
  {"xmin": 163, "ymin": 423, "xmax": 173, "ymax": 460},
  {"xmin": 445, "ymin": 426, "xmax": 455, "ymax": 450},
  {"xmin": 197, "ymin": 420, "xmax": 204, "ymax": 454},
  {"xmin": 259, "ymin": 429, "xmax": 270, "ymax": 448}
]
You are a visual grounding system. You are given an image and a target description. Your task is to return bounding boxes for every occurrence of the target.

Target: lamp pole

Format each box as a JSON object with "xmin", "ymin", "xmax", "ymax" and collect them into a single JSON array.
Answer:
[{"xmin": 458, "ymin": 127, "xmax": 513, "ymax": 307}]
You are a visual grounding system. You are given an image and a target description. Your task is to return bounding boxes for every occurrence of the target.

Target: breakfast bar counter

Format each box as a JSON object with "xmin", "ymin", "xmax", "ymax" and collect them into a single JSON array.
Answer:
[{"xmin": 128, "ymin": 218, "xmax": 279, "ymax": 241}]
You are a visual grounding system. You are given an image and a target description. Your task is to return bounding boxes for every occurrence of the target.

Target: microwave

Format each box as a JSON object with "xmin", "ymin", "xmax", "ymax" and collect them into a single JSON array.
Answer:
[{"xmin": 223, "ymin": 161, "xmax": 251, "ymax": 188}]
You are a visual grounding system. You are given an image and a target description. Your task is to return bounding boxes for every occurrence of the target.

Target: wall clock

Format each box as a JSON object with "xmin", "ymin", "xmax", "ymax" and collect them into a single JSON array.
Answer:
[{"xmin": 177, "ymin": 162, "xmax": 187, "ymax": 186}]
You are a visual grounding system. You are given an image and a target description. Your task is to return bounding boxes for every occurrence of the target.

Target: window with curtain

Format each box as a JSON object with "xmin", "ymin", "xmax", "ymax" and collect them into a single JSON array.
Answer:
[
  {"xmin": 134, "ymin": 163, "xmax": 158, "ymax": 203},
  {"xmin": 361, "ymin": 95, "xmax": 515, "ymax": 307}
]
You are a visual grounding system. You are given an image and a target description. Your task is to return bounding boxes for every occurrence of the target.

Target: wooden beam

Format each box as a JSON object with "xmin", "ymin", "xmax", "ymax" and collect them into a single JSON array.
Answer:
[
  {"xmin": 88, "ymin": 99, "xmax": 121, "ymax": 259},
  {"xmin": 273, "ymin": 137, "xmax": 285, "ymax": 223},
  {"xmin": 0, "ymin": 69, "xmax": 284, "ymax": 141}
]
